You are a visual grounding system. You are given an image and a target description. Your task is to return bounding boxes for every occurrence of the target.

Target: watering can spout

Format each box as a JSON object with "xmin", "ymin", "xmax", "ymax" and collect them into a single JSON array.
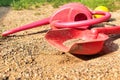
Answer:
[{"xmin": 2, "ymin": 17, "xmax": 50, "ymax": 36}]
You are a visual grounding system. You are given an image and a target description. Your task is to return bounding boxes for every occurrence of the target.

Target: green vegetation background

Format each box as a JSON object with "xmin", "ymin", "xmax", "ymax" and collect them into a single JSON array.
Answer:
[{"xmin": 0, "ymin": 0, "xmax": 120, "ymax": 11}]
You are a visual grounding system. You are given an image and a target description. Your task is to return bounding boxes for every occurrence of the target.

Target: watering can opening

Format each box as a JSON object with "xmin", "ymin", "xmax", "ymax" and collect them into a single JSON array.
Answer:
[{"xmin": 74, "ymin": 13, "xmax": 88, "ymax": 21}]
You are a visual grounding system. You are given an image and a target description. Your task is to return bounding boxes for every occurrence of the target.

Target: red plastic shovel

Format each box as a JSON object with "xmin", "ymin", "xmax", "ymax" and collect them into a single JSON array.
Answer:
[
  {"xmin": 45, "ymin": 26, "xmax": 120, "ymax": 55},
  {"xmin": 2, "ymin": 3, "xmax": 111, "ymax": 36}
]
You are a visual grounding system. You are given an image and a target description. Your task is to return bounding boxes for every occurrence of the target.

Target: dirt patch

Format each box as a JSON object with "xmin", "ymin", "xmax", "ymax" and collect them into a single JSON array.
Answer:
[
  {"xmin": 63, "ymin": 38, "xmax": 84, "ymax": 47},
  {"xmin": 0, "ymin": 5, "xmax": 120, "ymax": 80}
]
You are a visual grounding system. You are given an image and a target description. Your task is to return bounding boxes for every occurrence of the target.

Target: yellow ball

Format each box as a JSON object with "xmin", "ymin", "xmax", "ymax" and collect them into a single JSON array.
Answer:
[{"xmin": 94, "ymin": 6, "xmax": 109, "ymax": 18}]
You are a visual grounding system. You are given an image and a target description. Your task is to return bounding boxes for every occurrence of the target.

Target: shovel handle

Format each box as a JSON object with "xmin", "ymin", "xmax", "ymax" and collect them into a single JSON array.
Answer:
[
  {"xmin": 92, "ymin": 26, "xmax": 120, "ymax": 34},
  {"xmin": 2, "ymin": 17, "xmax": 50, "ymax": 36}
]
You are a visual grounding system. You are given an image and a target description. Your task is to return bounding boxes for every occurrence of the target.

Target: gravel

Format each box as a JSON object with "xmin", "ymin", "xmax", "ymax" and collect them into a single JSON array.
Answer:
[{"xmin": 0, "ymin": 5, "xmax": 120, "ymax": 80}]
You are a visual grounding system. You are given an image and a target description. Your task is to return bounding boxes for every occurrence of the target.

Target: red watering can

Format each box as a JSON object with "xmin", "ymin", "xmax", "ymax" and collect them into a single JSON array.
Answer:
[
  {"xmin": 45, "ymin": 26, "xmax": 120, "ymax": 55},
  {"xmin": 2, "ymin": 3, "xmax": 111, "ymax": 36}
]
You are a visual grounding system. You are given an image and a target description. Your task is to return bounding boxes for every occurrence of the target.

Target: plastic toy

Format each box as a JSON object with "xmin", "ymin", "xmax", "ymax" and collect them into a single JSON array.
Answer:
[
  {"xmin": 45, "ymin": 26, "xmax": 120, "ymax": 55},
  {"xmin": 94, "ymin": 6, "xmax": 109, "ymax": 18},
  {"xmin": 2, "ymin": 3, "xmax": 111, "ymax": 36}
]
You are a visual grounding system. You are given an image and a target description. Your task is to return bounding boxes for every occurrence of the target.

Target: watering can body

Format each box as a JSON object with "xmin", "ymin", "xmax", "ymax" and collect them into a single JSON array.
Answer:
[
  {"xmin": 50, "ymin": 3, "xmax": 92, "ymax": 29},
  {"xmin": 50, "ymin": 3, "xmax": 111, "ymax": 29}
]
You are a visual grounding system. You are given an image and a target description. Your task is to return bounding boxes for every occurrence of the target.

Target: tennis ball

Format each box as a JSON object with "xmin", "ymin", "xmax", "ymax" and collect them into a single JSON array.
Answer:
[{"xmin": 94, "ymin": 6, "xmax": 109, "ymax": 18}]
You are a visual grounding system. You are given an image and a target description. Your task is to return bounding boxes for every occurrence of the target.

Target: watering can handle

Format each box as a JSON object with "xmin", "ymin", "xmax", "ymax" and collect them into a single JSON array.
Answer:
[
  {"xmin": 92, "ymin": 26, "xmax": 120, "ymax": 34},
  {"xmin": 51, "ymin": 11, "xmax": 111, "ymax": 29},
  {"xmin": 2, "ymin": 17, "xmax": 50, "ymax": 36}
]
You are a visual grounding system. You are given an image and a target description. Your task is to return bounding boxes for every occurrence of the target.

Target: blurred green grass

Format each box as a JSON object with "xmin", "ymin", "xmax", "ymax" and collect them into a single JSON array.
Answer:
[{"xmin": 0, "ymin": 0, "xmax": 120, "ymax": 11}]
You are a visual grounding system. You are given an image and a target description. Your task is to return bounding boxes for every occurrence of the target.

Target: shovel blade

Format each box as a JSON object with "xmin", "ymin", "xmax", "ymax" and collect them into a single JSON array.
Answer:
[
  {"xmin": 45, "ymin": 28, "xmax": 109, "ymax": 55},
  {"xmin": 69, "ymin": 41, "xmax": 104, "ymax": 55}
]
